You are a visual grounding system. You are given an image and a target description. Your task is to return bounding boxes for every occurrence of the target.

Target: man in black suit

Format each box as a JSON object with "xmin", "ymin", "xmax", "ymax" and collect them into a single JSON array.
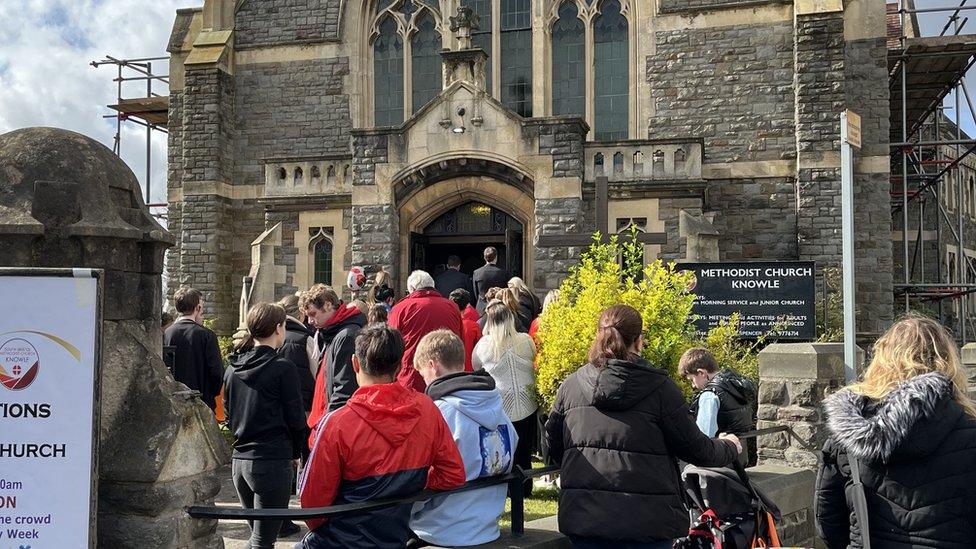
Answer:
[
  {"xmin": 435, "ymin": 255, "xmax": 473, "ymax": 298},
  {"xmin": 472, "ymin": 246, "xmax": 510, "ymax": 316}
]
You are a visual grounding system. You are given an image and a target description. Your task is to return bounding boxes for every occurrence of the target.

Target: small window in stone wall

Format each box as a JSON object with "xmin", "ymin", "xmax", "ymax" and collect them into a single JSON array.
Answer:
[
  {"xmin": 674, "ymin": 148, "xmax": 686, "ymax": 172},
  {"xmin": 295, "ymin": 167, "xmax": 303, "ymax": 181},
  {"xmin": 311, "ymin": 165, "xmax": 321, "ymax": 179},
  {"xmin": 594, "ymin": 152, "xmax": 605, "ymax": 174},
  {"xmin": 310, "ymin": 227, "xmax": 336, "ymax": 286},
  {"xmin": 613, "ymin": 151, "xmax": 624, "ymax": 173},
  {"xmin": 652, "ymin": 150, "xmax": 665, "ymax": 176},
  {"xmin": 278, "ymin": 167, "xmax": 287, "ymax": 180}
]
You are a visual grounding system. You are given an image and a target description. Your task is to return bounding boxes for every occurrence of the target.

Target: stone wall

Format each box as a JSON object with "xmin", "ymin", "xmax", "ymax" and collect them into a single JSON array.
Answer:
[
  {"xmin": 234, "ymin": 58, "xmax": 352, "ymax": 186},
  {"xmin": 706, "ymin": 178, "xmax": 797, "ymax": 260},
  {"xmin": 351, "ymin": 204, "xmax": 399, "ymax": 276},
  {"xmin": 534, "ymin": 198, "xmax": 585, "ymax": 291},
  {"xmin": 645, "ymin": 22, "xmax": 795, "ymax": 164},
  {"xmin": 183, "ymin": 69, "xmax": 234, "ymax": 183},
  {"xmin": 180, "ymin": 194, "xmax": 237, "ymax": 332},
  {"xmin": 352, "ymin": 133, "xmax": 390, "ymax": 187},
  {"xmin": 531, "ymin": 119, "xmax": 587, "ymax": 179},
  {"xmin": 235, "ymin": 0, "xmax": 342, "ymax": 49}
]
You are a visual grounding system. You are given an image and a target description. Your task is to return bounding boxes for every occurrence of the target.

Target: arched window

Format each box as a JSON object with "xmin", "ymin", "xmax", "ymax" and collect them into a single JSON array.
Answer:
[
  {"xmin": 501, "ymin": 0, "xmax": 533, "ymax": 116},
  {"xmin": 374, "ymin": 16, "xmax": 404, "ymax": 126},
  {"xmin": 551, "ymin": 2, "xmax": 585, "ymax": 117},
  {"xmin": 594, "ymin": 0, "xmax": 628, "ymax": 141},
  {"xmin": 411, "ymin": 12, "xmax": 442, "ymax": 112},
  {"xmin": 312, "ymin": 234, "xmax": 334, "ymax": 286}
]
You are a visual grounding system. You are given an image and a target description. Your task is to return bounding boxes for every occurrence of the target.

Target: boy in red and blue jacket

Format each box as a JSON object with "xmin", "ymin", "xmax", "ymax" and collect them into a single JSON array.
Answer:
[{"xmin": 298, "ymin": 324, "xmax": 465, "ymax": 549}]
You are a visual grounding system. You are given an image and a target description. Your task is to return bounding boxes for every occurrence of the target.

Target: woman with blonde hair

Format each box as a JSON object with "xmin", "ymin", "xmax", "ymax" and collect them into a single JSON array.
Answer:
[
  {"xmin": 816, "ymin": 313, "xmax": 976, "ymax": 548},
  {"xmin": 473, "ymin": 299, "xmax": 538, "ymax": 494},
  {"xmin": 366, "ymin": 270, "xmax": 396, "ymax": 312}
]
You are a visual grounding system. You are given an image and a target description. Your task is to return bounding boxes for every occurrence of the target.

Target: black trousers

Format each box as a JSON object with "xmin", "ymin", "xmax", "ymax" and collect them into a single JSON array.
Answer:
[{"xmin": 512, "ymin": 410, "xmax": 539, "ymax": 497}]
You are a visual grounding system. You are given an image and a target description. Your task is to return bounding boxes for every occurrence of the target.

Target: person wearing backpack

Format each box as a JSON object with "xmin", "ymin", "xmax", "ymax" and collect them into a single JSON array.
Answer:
[
  {"xmin": 680, "ymin": 348, "xmax": 757, "ymax": 465},
  {"xmin": 815, "ymin": 314, "xmax": 976, "ymax": 549}
]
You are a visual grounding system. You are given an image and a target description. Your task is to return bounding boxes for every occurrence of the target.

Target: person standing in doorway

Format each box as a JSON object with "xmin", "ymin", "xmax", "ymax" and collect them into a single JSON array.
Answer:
[
  {"xmin": 164, "ymin": 286, "xmax": 224, "ymax": 411},
  {"xmin": 473, "ymin": 247, "xmax": 510, "ymax": 316},
  {"xmin": 224, "ymin": 303, "xmax": 307, "ymax": 549},
  {"xmin": 435, "ymin": 255, "xmax": 474, "ymax": 298}
]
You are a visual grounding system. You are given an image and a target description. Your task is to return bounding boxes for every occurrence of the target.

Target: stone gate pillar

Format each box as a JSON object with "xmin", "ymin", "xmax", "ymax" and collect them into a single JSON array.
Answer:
[
  {"xmin": 756, "ymin": 342, "xmax": 861, "ymax": 468},
  {"xmin": 0, "ymin": 128, "xmax": 229, "ymax": 548}
]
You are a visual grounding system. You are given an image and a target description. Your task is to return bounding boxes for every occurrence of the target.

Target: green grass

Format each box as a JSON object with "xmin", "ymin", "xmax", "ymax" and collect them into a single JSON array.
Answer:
[{"xmin": 499, "ymin": 484, "xmax": 560, "ymax": 531}]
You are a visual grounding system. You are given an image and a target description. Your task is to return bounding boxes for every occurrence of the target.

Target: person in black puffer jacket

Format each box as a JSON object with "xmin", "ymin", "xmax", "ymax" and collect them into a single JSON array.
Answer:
[
  {"xmin": 224, "ymin": 303, "xmax": 307, "ymax": 549},
  {"xmin": 815, "ymin": 314, "xmax": 976, "ymax": 549},
  {"xmin": 277, "ymin": 294, "xmax": 316, "ymax": 413},
  {"xmin": 545, "ymin": 305, "xmax": 741, "ymax": 548}
]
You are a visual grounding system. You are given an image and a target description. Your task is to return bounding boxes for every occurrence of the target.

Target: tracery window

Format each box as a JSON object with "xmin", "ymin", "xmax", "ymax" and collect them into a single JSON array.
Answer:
[
  {"xmin": 547, "ymin": 0, "xmax": 631, "ymax": 140},
  {"xmin": 309, "ymin": 227, "xmax": 335, "ymax": 286},
  {"xmin": 370, "ymin": 0, "xmax": 443, "ymax": 125}
]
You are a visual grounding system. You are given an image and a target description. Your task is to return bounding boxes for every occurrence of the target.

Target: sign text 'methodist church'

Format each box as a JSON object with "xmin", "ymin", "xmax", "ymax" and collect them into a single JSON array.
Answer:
[{"xmin": 165, "ymin": 0, "xmax": 893, "ymax": 336}]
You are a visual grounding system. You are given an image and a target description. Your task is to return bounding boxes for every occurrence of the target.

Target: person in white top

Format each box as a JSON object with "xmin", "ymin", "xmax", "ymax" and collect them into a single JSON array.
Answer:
[{"xmin": 472, "ymin": 299, "xmax": 538, "ymax": 495}]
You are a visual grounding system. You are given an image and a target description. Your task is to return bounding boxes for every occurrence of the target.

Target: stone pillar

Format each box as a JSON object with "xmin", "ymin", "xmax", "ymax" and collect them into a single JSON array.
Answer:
[
  {"xmin": 351, "ymin": 131, "xmax": 400, "ymax": 281},
  {"xmin": 756, "ymin": 342, "xmax": 861, "ymax": 468},
  {"xmin": 962, "ymin": 343, "xmax": 976, "ymax": 398},
  {"xmin": 0, "ymin": 128, "xmax": 229, "ymax": 548}
]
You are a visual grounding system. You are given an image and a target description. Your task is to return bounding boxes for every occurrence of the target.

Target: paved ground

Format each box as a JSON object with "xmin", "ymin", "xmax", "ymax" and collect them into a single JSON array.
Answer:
[{"xmin": 216, "ymin": 463, "xmax": 307, "ymax": 549}]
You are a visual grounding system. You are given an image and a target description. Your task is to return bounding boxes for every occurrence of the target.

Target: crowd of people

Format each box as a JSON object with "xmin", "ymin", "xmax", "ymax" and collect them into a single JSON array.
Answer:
[{"xmin": 160, "ymin": 246, "xmax": 976, "ymax": 549}]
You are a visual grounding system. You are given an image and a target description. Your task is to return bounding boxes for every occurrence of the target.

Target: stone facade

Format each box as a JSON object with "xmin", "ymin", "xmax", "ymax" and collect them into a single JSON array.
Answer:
[{"xmin": 166, "ymin": 0, "xmax": 893, "ymax": 337}]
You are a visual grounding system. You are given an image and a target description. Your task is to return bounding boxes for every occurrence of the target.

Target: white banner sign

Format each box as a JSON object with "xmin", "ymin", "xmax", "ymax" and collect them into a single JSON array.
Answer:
[{"xmin": 0, "ymin": 272, "xmax": 100, "ymax": 548}]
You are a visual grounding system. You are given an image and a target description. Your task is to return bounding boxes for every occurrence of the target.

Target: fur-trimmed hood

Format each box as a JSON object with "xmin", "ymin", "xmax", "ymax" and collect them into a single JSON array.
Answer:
[{"xmin": 824, "ymin": 372, "xmax": 959, "ymax": 463}]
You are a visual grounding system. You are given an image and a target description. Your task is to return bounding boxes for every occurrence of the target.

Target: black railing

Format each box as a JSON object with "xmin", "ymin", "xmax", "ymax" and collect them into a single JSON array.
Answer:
[
  {"xmin": 186, "ymin": 465, "xmax": 559, "ymax": 538},
  {"xmin": 186, "ymin": 425, "xmax": 812, "ymax": 538}
]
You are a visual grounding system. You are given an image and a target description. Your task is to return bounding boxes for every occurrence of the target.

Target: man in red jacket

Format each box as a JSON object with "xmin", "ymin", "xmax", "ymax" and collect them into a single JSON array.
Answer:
[
  {"xmin": 299, "ymin": 324, "xmax": 465, "ymax": 549},
  {"xmin": 388, "ymin": 270, "xmax": 462, "ymax": 391}
]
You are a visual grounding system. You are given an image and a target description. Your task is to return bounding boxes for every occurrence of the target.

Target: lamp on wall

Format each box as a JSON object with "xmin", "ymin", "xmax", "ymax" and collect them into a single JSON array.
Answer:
[{"xmin": 452, "ymin": 106, "xmax": 466, "ymax": 134}]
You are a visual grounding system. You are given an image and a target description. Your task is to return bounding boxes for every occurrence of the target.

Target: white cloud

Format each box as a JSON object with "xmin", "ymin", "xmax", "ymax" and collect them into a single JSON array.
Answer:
[{"xmin": 0, "ymin": 0, "xmax": 196, "ymax": 212}]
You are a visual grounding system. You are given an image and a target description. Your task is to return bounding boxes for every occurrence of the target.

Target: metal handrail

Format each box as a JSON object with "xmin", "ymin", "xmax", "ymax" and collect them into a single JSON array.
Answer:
[{"xmin": 186, "ymin": 465, "xmax": 558, "ymax": 538}]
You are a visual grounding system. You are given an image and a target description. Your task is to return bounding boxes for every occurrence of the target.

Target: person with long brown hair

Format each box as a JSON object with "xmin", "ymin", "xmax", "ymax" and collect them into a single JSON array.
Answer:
[
  {"xmin": 815, "ymin": 313, "xmax": 976, "ymax": 548},
  {"xmin": 224, "ymin": 303, "xmax": 307, "ymax": 548},
  {"xmin": 545, "ymin": 304, "xmax": 740, "ymax": 548}
]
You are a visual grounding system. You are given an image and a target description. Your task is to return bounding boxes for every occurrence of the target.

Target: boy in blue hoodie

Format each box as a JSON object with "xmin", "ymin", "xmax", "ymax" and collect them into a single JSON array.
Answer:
[{"xmin": 409, "ymin": 330, "xmax": 518, "ymax": 547}]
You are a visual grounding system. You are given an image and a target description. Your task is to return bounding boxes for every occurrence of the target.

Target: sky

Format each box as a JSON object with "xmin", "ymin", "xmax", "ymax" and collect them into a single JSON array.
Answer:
[
  {"xmin": 0, "ymin": 0, "xmax": 191, "ymax": 214},
  {"xmin": 0, "ymin": 0, "xmax": 973, "ymax": 213}
]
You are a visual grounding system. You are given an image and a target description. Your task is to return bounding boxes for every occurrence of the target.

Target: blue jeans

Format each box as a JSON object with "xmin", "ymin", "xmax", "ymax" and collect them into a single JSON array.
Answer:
[{"xmin": 568, "ymin": 536, "xmax": 672, "ymax": 549}]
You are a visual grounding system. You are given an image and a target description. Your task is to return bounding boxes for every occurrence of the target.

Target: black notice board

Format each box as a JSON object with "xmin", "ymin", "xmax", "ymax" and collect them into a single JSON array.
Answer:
[{"xmin": 680, "ymin": 261, "xmax": 816, "ymax": 340}]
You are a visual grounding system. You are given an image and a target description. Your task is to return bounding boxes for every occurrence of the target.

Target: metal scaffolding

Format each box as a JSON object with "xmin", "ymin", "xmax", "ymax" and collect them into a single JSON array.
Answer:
[
  {"xmin": 891, "ymin": 0, "xmax": 976, "ymax": 343},
  {"xmin": 91, "ymin": 55, "xmax": 170, "ymax": 219}
]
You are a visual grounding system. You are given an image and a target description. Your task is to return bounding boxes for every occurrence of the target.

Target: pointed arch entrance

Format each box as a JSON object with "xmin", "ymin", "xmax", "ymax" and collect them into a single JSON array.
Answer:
[{"xmin": 397, "ymin": 175, "xmax": 535, "ymax": 289}]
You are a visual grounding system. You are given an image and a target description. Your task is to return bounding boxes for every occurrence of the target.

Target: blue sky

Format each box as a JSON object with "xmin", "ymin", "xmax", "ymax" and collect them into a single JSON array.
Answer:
[{"xmin": 0, "ymin": 0, "xmax": 973, "ymax": 211}]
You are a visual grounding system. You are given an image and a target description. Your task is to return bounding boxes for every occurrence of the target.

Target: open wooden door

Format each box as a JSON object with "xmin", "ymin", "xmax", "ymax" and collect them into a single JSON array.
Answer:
[
  {"xmin": 410, "ymin": 232, "xmax": 428, "ymax": 272},
  {"xmin": 505, "ymin": 228, "xmax": 523, "ymax": 279}
]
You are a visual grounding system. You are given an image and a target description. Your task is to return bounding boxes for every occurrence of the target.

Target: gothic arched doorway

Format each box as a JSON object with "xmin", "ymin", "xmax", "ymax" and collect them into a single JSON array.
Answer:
[
  {"xmin": 411, "ymin": 201, "xmax": 524, "ymax": 280},
  {"xmin": 396, "ymin": 175, "xmax": 535, "ymax": 289}
]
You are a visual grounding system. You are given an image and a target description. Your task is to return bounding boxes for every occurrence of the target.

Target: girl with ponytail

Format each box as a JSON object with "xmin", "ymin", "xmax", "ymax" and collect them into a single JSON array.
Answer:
[{"xmin": 545, "ymin": 304, "xmax": 742, "ymax": 548}]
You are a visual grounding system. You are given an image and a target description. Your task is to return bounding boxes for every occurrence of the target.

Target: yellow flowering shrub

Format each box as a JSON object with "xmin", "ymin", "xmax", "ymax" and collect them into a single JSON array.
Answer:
[{"xmin": 536, "ymin": 231, "xmax": 761, "ymax": 409}]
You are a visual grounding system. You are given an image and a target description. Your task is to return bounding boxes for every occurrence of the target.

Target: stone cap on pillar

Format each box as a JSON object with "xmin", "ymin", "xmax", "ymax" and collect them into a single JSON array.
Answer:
[{"xmin": 759, "ymin": 342, "xmax": 863, "ymax": 380}]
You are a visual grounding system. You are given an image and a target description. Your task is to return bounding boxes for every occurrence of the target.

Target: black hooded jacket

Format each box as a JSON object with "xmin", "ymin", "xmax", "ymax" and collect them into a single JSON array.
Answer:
[
  {"xmin": 223, "ymin": 345, "xmax": 307, "ymax": 460},
  {"xmin": 280, "ymin": 317, "xmax": 315, "ymax": 411},
  {"xmin": 815, "ymin": 372, "xmax": 976, "ymax": 548},
  {"xmin": 544, "ymin": 357, "xmax": 739, "ymax": 542}
]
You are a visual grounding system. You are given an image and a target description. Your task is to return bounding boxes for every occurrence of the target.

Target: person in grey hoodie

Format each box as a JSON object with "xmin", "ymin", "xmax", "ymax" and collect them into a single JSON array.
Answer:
[
  {"xmin": 224, "ymin": 303, "xmax": 307, "ymax": 549},
  {"xmin": 409, "ymin": 330, "xmax": 518, "ymax": 547}
]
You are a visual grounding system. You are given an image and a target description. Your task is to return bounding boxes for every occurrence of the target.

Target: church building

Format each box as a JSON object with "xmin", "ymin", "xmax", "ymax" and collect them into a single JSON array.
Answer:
[{"xmin": 165, "ymin": 0, "xmax": 892, "ymax": 335}]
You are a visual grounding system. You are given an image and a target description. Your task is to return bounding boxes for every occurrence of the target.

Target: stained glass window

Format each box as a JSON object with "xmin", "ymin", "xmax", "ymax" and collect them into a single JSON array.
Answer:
[
  {"xmin": 313, "ymin": 238, "xmax": 333, "ymax": 285},
  {"xmin": 501, "ymin": 0, "xmax": 532, "ymax": 117},
  {"xmin": 551, "ymin": 2, "xmax": 585, "ymax": 117},
  {"xmin": 374, "ymin": 17, "xmax": 404, "ymax": 126},
  {"xmin": 412, "ymin": 13, "xmax": 442, "ymax": 112},
  {"xmin": 594, "ymin": 0, "xmax": 628, "ymax": 140}
]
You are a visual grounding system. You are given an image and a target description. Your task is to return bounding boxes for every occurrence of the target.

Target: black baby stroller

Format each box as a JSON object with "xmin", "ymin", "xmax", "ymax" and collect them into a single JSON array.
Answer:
[{"xmin": 673, "ymin": 461, "xmax": 782, "ymax": 549}]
